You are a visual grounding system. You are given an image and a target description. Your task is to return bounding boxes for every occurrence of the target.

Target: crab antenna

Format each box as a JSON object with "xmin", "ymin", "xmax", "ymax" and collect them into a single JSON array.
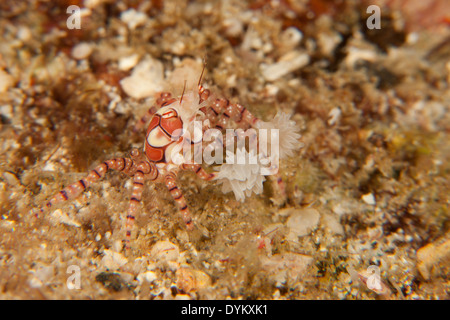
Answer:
[
  {"xmin": 198, "ymin": 59, "xmax": 207, "ymax": 87},
  {"xmin": 180, "ymin": 80, "xmax": 187, "ymax": 105}
]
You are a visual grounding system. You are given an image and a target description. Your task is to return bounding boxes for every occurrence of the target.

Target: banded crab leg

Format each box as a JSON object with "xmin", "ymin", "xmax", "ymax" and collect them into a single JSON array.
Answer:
[
  {"xmin": 203, "ymin": 98, "xmax": 288, "ymax": 201},
  {"xmin": 133, "ymin": 105, "xmax": 158, "ymax": 133},
  {"xmin": 202, "ymin": 98, "xmax": 261, "ymax": 155},
  {"xmin": 164, "ymin": 171, "xmax": 195, "ymax": 231},
  {"xmin": 133, "ymin": 92, "xmax": 174, "ymax": 132},
  {"xmin": 204, "ymin": 98, "xmax": 260, "ymax": 130},
  {"xmin": 199, "ymin": 80, "xmax": 287, "ymax": 201},
  {"xmin": 36, "ymin": 157, "xmax": 137, "ymax": 217},
  {"xmin": 181, "ymin": 163, "xmax": 217, "ymax": 181},
  {"xmin": 123, "ymin": 160, "xmax": 159, "ymax": 249}
]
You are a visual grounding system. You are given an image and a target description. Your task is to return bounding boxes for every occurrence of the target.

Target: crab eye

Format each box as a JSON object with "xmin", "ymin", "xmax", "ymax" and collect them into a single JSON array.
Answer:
[{"xmin": 161, "ymin": 109, "xmax": 178, "ymax": 119}]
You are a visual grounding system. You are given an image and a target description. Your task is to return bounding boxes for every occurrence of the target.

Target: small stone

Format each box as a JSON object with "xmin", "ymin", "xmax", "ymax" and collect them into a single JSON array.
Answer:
[
  {"xmin": 17, "ymin": 26, "xmax": 32, "ymax": 42},
  {"xmin": 276, "ymin": 207, "xmax": 296, "ymax": 217},
  {"xmin": 176, "ymin": 267, "xmax": 211, "ymax": 293},
  {"xmin": 167, "ymin": 261, "xmax": 180, "ymax": 272},
  {"xmin": 344, "ymin": 47, "xmax": 377, "ymax": 67},
  {"xmin": 51, "ymin": 209, "xmax": 81, "ymax": 228},
  {"xmin": 317, "ymin": 32, "xmax": 342, "ymax": 56},
  {"xmin": 34, "ymin": 265, "xmax": 54, "ymax": 283},
  {"xmin": 150, "ymin": 241, "xmax": 180, "ymax": 262},
  {"xmin": 120, "ymin": 9, "xmax": 148, "ymax": 30},
  {"xmin": 286, "ymin": 208, "xmax": 320, "ymax": 240},
  {"xmin": 174, "ymin": 294, "xmax": 191, "ymax": 300},
  {"xmin": 171, "ymin": 40, "xmax": 186, "ymax": 55},
  {"xmin": 328, "ymin": 107, "xmax": 342, "ymax": 126},
  {"xmin": 120, "ymin": 57, "xmax": 165, "ymax": 99},
  {"xmin": 101, "ymin": 249, "xmax": 128, "ymax": 270},
  {"xmin": 118, "ymin": 54, "xmax": 139, "ymax": 71},
  {"xmin": 261, "ymin": 253, "xmax": 313, "ymax": 284},
  {"xmin": 191, "ymin": 270, "xmax": 211, "ymax": 289},
  {"xmin": 118, "ymin": 272, "xmax": 134, "ymax": 283},
  {"xmin": 2, "ymin": 172, "xmax": 20, "ymax": 186},
  {"xmin": 261, "ymin": 51, "xmax": 309, "ymax": 82},
  {"xmin": 137, "ymin": 271, "xmax": 157, "ymax": 283},
  {"xmin": 322, "ymin": 213, "xmax": 344, "ymax": 235},
  {"xmin": 0, "ymin": 104, "xmax": 13, "ymax": 119},
  {"xmin": 84, "ymin": 0, "xmax": 103, "ymax": 9},
  {"xmin": 0, "ymin": 69, "xmax": 14, "ymax": 93},
  {"xmin": 28, "ymin": 277, "xmax": 43, "ymax": 288},
  {"xmin": 417, "ymin": 235, "xmax": 450, "ymax": 280},
  {"xmin": 112, "ymin": 240, "xmax": 122, "ymax": 252},
  {"xmin": 71, "ymin": 42, "xmax": 93, "ymax": 60},
  {"xmin": 279, "ymin": 27, "xmax": 302, "ymax": 49},
  {"xmin": 362, "ymin": 193, "xmax": 376, "ymax": 205}
]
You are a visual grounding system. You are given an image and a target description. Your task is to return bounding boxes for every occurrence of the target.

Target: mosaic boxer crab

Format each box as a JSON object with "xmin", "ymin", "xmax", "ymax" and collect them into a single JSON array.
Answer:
[{"xmin": 36, "ymin": 69, "xmax": 301, "ymax": 250}]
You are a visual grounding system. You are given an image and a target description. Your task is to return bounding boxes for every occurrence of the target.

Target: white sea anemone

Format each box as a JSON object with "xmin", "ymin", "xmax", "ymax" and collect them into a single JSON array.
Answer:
[
  {"xmin": 168, "ymin": 90, "xmax": 215, "ymax": 133},
  {"xmin": 214, "ymin": 148, "xmax": 266, "ymax": 202},
  {"xmin": 172, "ymin": 91, "xmax": 202, "ymax": 125},
  {"xmin": 256, "ymin": 111, "xmax": 302, "ymax": 159}
]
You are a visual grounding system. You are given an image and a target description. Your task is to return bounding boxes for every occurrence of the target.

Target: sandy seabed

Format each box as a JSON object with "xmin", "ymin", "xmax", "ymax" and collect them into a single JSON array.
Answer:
[{"xmin": 0, "ymin": 0, "xmax": 449, "ymax": 299}]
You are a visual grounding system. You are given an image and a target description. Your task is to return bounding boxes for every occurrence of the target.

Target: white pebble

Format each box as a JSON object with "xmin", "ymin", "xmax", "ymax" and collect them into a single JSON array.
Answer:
[
  {"xmin": 280, "ymin": 27, "xmax": 302, "ymax": 49},
  {"xmin": 33, "ymin": 265, "xmax": 54, "ymax": 283},
  {"xmin": 0, "ymin": 69, "xmax": 14, "ymax": 93},
  {"xmin": 84, "ymin": 0, "xmax": 103, "ymax": 9},
  {"xmin": 120, "ymin": 57, "xmax": 165, "ymax": 99},
  {"xmin": 28, "ymin": 277, "xmax": 43, "ymax": 288},
  {"xmin": 2, "ymin": 172, "xmax": 20, "ymax": 186},
  {"xmin": 137, "ymin": 271, "xmax": 157, "ymax": 283},
  {"xmin": 171, "ymin": 40, "xmax": 186, "ymax": 55},
  {"xmin": 264, "ymin": 84, "xmax": 279, "ymax": 96},
  {"xmin": 328, "ymin": 107, "xmax": 342, "ymax": 126},
  {"xmin": 17, "ymin": 26, "xmax": 32, "ymax": 42},
  {"xmin": 175, "ymin": 294, "xmax": 191, "ymax": 300},
  {"xmin": 150, "ymin": 241, "xmax": 180, "ymax": 262},
  {"xmin": 101, "ymin": 249, "xmax": 128, "ymax": 270},
  {"xmin": 261, "ymin": 51, "xmax": 309, "ymax": 82},
  {"xmin": 344, "ymin": 47, "xmax": 377, "ymax": 67},
  {"xmin": 51, "ymin": 209, "xmax": 81, "ymax": 228},
  {"xmin": 118, "ymin": 54, "xmax": 140, "ymax": 71},
  {"xmin": 120, "ymin": 9, "xmax": 148, "ymax": 30},
  {"xmin": 71, "ymin": 42, "xmax": 93, "ymax": 60},
  {"xmin": 362, "ymin": 193, "xmax": 376, "ymax": 205},
  {"xmin": 322, "ymin": 213, "xmax": 344, "ymax": 235},
  {"xmin": 119, "ymin": 272, "xmax": 134, "ymax": 283},
  {"xmin": 261, "ymin": 253, "xmax": 313, "ymax": 283},
  {"xmin": 0, "ymin": 104, "xmax": 13, "ymax": 119},
  {"xmin": 317, "ymin": 32, "xmax": 342, "ymax": 56},
  {"xmin": 286, "ymin": 208, "xmax": 320, "ymax": 240},
  {"xmin": 222, "ymin": 17, "xmax": 244, "ymax": 37},
  {"xmin": 42, "ymin": 162, "xmax": 56, "ymax": 172},
  {"xmin": 112, "ymin": 240, "xmax": 122, "ymax": 252}
]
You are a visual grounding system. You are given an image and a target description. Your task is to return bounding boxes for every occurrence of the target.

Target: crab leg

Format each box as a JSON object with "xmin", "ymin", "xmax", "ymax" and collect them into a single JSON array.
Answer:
[
  {"xmin": 123, "ymin": 160, "xmax": 160, "ymax": 249},
  {"xmin": 123, "ymin": 166, "xmax": 145, "ymax": 249},
  {"xmin": 37, "ymin": 157, "xmax": 136, "ymax": 217},
  {"xmin": 181, "ymin": 163, "xmax": 217, "ymax": 181},
  {"xmin": 133, "ymin": 105, "xmax": 158, "ymax": 132},
  {"xmin": 133, "ymin": 92, "xmax": 174, "ymax": 132},
  {"xmin": 205, "ymin": 98, "xmax": 261, "ymax": 130},
  {"xmin": 203, "ymin": 98, "xmax": 288, "ymax": 200},
  {"xmin": 164, "ymin": 172, "xmax": 194, "ymax": 231}
]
